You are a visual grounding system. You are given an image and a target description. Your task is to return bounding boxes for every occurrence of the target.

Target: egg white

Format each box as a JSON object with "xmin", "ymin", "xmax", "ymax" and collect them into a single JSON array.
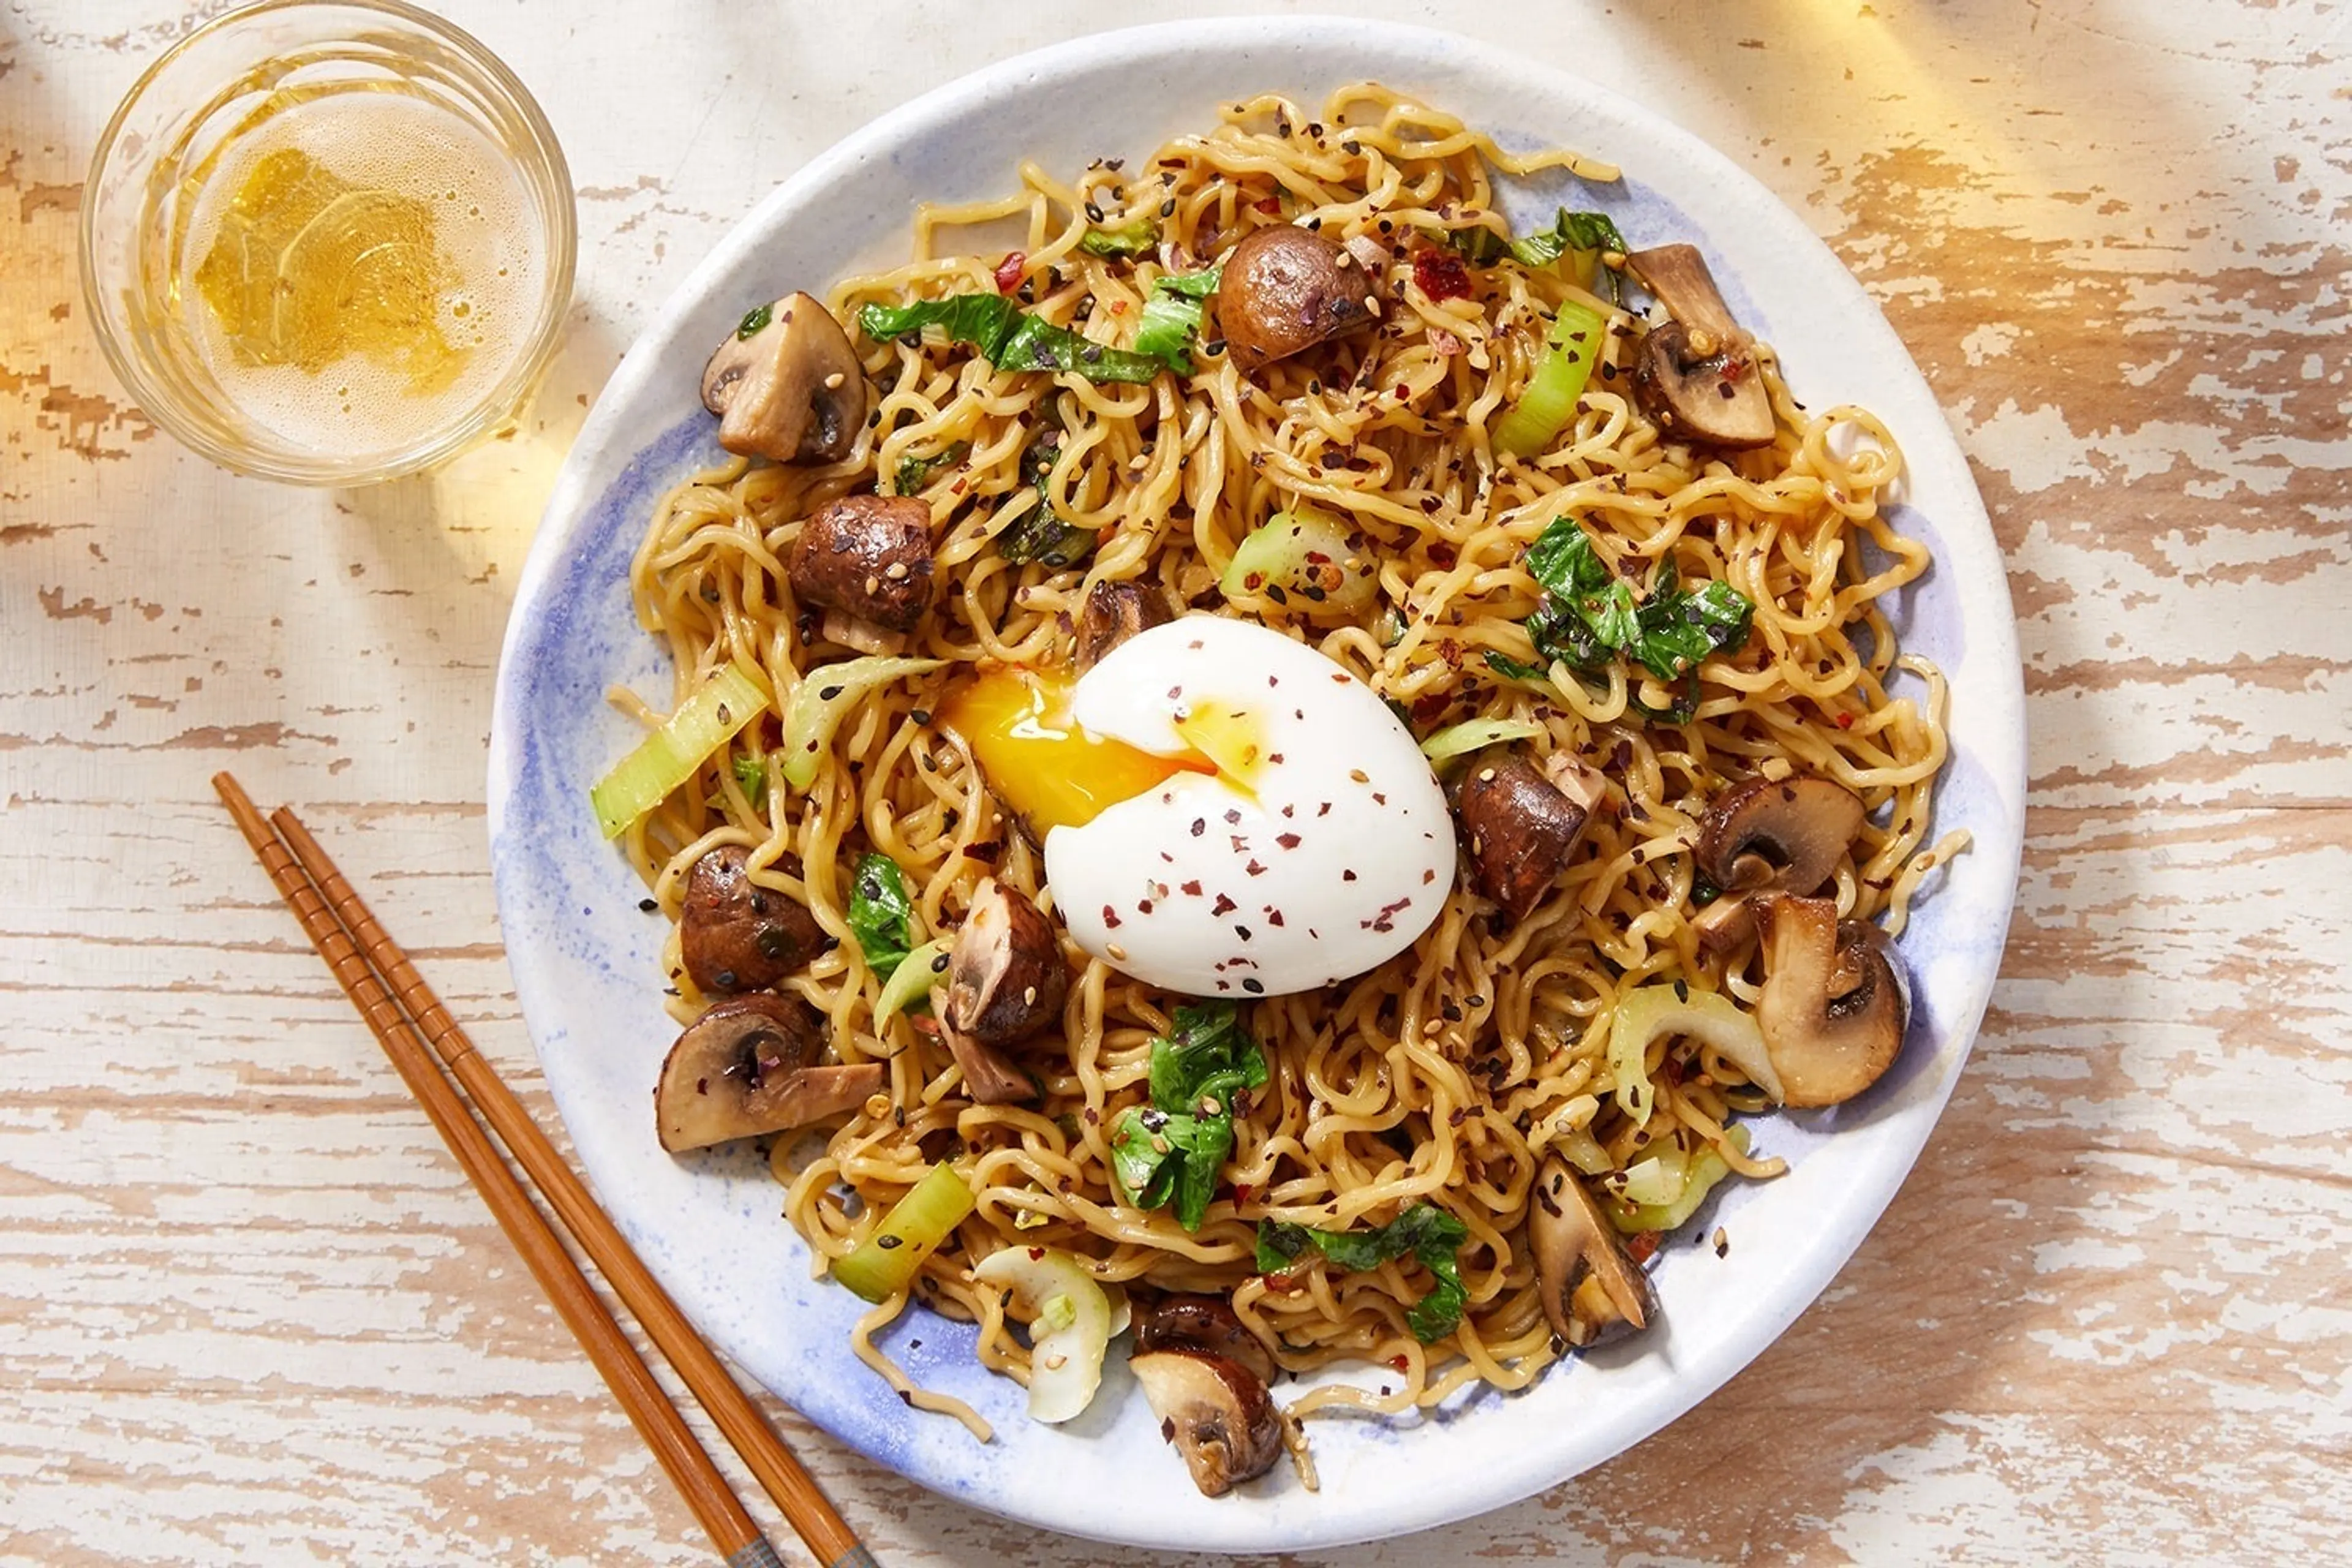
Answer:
[{"xmin": 1044, "ymin": 616, "xmax": 1455, "ymax": 998}]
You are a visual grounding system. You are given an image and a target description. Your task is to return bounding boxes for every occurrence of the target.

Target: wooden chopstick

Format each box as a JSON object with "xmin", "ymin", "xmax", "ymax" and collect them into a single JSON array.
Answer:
[
  {"xmin": 209, "ymin": 774, "xmax": 831, "ymax": 1568},
  {"xmin": 263, "ymin": 803, "xmax": 876, "ymax": 1568}
]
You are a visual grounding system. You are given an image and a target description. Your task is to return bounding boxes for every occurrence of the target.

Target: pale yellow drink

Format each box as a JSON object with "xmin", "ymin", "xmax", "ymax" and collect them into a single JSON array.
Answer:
[
  {"xmin": 81, "ymin": 0, "xmax": 574, "ymax": 484},
  {"xmin": 175, "ymin": 86, "xmax": 548, "ymax": 458}
]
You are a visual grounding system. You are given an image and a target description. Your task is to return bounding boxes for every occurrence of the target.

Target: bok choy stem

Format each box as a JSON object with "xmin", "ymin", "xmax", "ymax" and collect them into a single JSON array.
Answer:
[{"xmin": 589, "ymin": 662, "xmax": 769, "ymax": 839}]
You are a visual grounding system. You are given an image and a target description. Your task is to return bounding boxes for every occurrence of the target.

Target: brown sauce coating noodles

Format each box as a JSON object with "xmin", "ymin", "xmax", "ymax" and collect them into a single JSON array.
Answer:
[{"xmin": 614, "ymin": 84, "xmax": 1961, "ymax": 1428}]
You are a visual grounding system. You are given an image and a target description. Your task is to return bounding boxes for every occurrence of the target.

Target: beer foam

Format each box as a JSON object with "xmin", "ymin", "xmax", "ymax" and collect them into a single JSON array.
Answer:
[{"xmin": 181, "ymin": 90, "xmax": 549, "ymax": 459}]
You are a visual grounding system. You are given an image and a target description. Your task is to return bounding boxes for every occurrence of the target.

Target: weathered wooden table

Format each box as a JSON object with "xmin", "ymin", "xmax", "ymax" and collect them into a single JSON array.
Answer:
[{"xmin": 4, "ymin": 1, "xmax": 2345, "ymax": 1561}]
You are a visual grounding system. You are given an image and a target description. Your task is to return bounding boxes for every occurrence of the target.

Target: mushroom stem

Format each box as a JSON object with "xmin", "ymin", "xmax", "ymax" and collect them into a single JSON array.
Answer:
[
  {"xmin": 1754, "ymin": 894, "xmax": 1910, "ymax": 1107},
  {"xmin": 1529, "ymin": 1156, "xmax": 1658, "ymax": 1348},
  {"xmin": 1128, "ymin": 1349, "xmax": 1284, "ymax": 1496}
]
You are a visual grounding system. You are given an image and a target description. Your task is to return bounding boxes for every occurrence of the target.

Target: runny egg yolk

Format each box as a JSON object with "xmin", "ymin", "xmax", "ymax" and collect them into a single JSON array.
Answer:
[{"xmin": 943, "ymin": 667, "xmax": 1251, "ymax": 832}]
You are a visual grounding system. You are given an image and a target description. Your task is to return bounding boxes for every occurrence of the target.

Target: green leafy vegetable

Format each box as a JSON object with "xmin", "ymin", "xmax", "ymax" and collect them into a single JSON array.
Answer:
[
  {"xmin": 996, "ymin": 429, "xmax": 1096, "ymax": 567},
  {"xmin": 736, "ymin": 302, "xmax": 772, "ymax": 339},
  {"xmin": 1107, "ymin": 1003, "xmax": 1268, "ymax": 1232},
  {"xmin": 1436, "ymin": 208, "xmax": 1628, "ymax": 270},
  {"xmin": 1255, "ymin": 1202, "xmax": 1472, "ymax": 1343},
  {"xmin": 1079, "ymin": 215, "xmax": 1160, "ymax": 257},
  {"xmin": 589, "ymin": 662, "xmax": 769, "ymax": 838},
  {"xmin": 847, "ymin": 852, "xmax": 918, "ymax": 981},
  {"xmin": 893, "ymin": 440, "xmax": 968, "ymax": 496},
  {"xmin": 1131, "ymin": 263, "xmax": 1223, "ymax": 374},
  {"xmin": 1510, "ymin": 519, "xmax": 1754, "ymax": 718},
  {"xmin": 731, "ymin": 752, "xmax": 770, "ymax": 812},
  {"xmin": 1492, "ymin": 301, "xmax": 1607, "ymax": 458},
  {"xmin": 858, "ymin": 295, "xmax": 1165, "ymax": 385},
  {"xmin": 1483, "ymin": 649, "xmax": 1548, "ymax": 685}
]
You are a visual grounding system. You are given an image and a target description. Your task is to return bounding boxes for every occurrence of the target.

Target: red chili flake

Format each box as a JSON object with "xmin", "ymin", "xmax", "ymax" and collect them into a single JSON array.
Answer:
[
  {"xmin": 1389, "ymin": 1354, "xmax": 1411, "ymax": 1373},
  {"xmin": 1232, "ymin": 1185, "xmax": 1254, "ymax": 1204},
  {"xmin": 1721, "ymin": 355, "xmax": 1749, "ymax": 383},
  {"xmin": 1102, "ymin": 904, "xmax": 1122, "ymax": 929},
  {"xmin": 1267, "ymin": 910, "xmax": 1285, "ymax": 927},
  {"xmin": 1342, "ymin": 869, "xmax": 1357, "ymax": 881},
  {"xmin": 1411, "ymin": 248, "xmax": 1472, "ymax": 303},
  {"xmin": 1836, "ymin": 711, "xmax": 1856, "ymax": 729},
  {"xmin": 1253, "ymin": 194, "xmax": 1283, "ymax": 214},
  {"xmin": 1212, "ymin": 893, "xmax": 1238, "ymax": 916},
  {"xmin": 993, "ymin": 251, "xmax": 1027, "ymax": 293},
  {"xmin": 1245, "ymin": 859, "xmax": 1267, "ymax": 876},
  {"xmin": 1626, "ymin": 1231, "xmax": 1662, "ymax": 1265},
  {"xmin": 1182, "ymin": 879, "xmax": 1204, "ymax": 896},
  {"xmin": 1427, "ymin": 540, "xmax": 1458, "ymax": 569},
  {"xmin": 1411, "ymin": 692, "xmax": 1450, "ymax": 726},
  {"xmin": 1276, "ymin": 832, "xmax": 1302, "ymax": 850},
  {"xmin": 1028, "ymin": 1245, "xmax": 1048, "ymax": 1261}
]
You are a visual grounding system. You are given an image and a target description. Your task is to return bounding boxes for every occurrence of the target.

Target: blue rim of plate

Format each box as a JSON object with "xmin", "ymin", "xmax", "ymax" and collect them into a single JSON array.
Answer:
[{"xmin": 488, "ymin": 17, "xmax": 2025, "ymax": 1553}]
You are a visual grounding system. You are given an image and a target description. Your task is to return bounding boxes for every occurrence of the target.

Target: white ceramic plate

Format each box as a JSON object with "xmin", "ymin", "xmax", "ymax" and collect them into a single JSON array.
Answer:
[{"xmin": 489, "ymin": 18, "xmax": 2024, "ymax": 1554}]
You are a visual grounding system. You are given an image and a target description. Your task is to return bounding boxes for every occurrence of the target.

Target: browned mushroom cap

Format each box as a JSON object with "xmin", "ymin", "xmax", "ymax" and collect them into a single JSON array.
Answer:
[
  {"xmin": 1624, "ymin": 245, "xmax": 1774, "ymax": 450},
  {"xmin": 1073, "ymin": 579, "xmax": 1171, "ymax": 670},
  {"xmin": 1753, "ymin": 894, "xmax": 1910, "ymax": 1107},
  {"xmin": 1215, "ymin": 225, "xmax": 1380, "ymax": 372},
  {"xmin": 942, "ymin": 878, "xmax": 1068, "ymax": 1047},
  {"xmin": 935, "ymin": 1020, "xmax": 1039, "ymax": 1106},
  {"xmin": 787, "ymin": 494, "xmax": 937, "ymax": 635},
  {"xmin": 1697, "ymin": 774, "xmax": 1867, "ymax": 896},
  {"xmin": 701, "ymin": 293, "xmax": 867, "ymax": 464},
  {"xmin": 1133, "ymin": 1294, "xmax": 1278, "ymax": 1386},
  {"xmin": 680, "ymin": 844, "xmax": 832, "ymax": 994},
  {"xmin": 1529, "ymin": 1155, "xmax": 1658, "ymax": 1348},
  {"xmin": 655, "ymin": 995, "xmax": 883, "ymax": 1152},
  {"xmin": 1455, "ymin": 753, "xmax": 1604, "ymax": 921},
  {"xmin": 1128, "ymin": 1349, "xmax": 1284, "ymax": 1497}
]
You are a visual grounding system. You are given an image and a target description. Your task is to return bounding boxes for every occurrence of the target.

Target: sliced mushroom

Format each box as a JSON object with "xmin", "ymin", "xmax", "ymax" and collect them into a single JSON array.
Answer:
[
  {"xmin": 1455, "ymin": 753, "xmax": 1601, "ymax": 921},
  {"xmin": 701, "ymin": 293, "xmax": 867, "ymax": 464},
  {"xmin": 1073, "ymin": 579, "xmax": 1170, "ymax": 670},
  {"xmin": 679, "ymin": 844, "xmax": 832, "ymax": 994},
  {"xmin": 1697, "ymin": 774, "xmax": 1866, "ymax": 895},
  {"xmin": 1624, "ymin": 245, "xmax": 1774, "ymax": 450},
  {"xmin": 1215, "ymin": 225, "xmax": 1380, "ymax": 372},
  {"xmin": 655, "ymin": 994, "xmax": 883, "ymax": 1152},
  {"xmin": 943, "ymin": 878, "xmax": 1068, "ymax": 1047},
  {"xmin": 935, "ymin": 1020, "xmax": 1039, "ymax": 1106},
  {"xmin": 1132, "ymin": 1294, "xmax": 1278, "ymax": 1386},
  {"xmin": 1128, "ymin": 1349, "xmax": 1283, "ymax": 1497},
  {"xmin": 1529, "ymin": 1155, "xmax": 1658, "ymax": 1348},
  {"xmin": 786, "ymin": 493, "xmax": 936, "ymax": 634},
  {"xmin": 1753, "ymin": 894, "xmax": 1909, "ymax": 1108}
]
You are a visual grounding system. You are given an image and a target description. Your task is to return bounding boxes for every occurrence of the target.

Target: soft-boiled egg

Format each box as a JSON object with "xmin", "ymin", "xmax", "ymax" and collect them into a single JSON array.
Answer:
[{"xmin": 943, "ymin": 615, "xmax": 1454, "ymax": 997}]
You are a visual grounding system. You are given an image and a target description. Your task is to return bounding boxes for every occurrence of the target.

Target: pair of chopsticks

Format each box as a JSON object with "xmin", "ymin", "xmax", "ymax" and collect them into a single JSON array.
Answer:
[{"xmin": 213, "ymin": 772, "xmax": 878, "ymax": 1568}]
